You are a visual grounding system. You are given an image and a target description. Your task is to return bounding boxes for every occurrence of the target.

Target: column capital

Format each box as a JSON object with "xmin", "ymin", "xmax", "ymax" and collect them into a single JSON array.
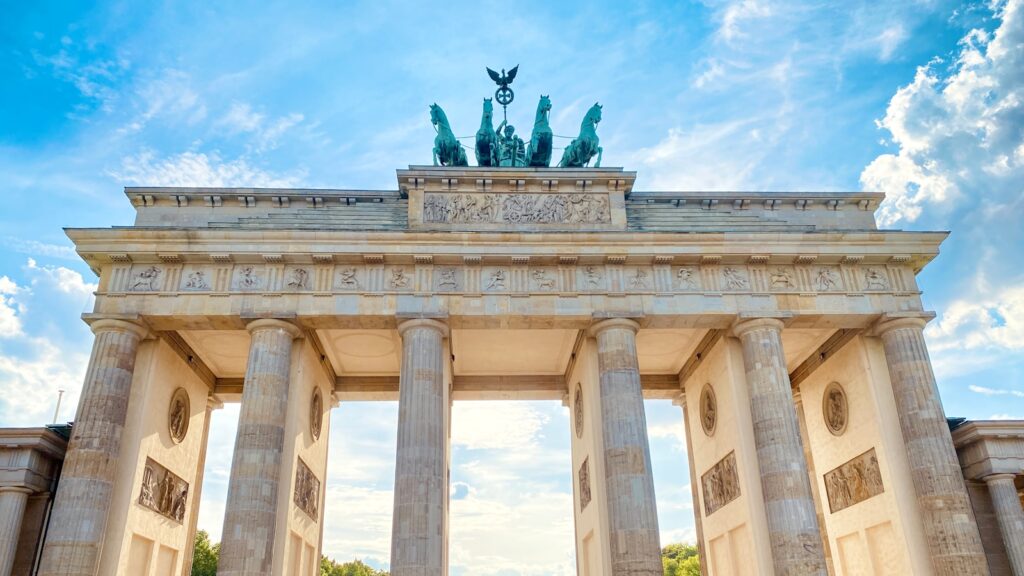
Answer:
[
  {"xmin": 731, "ymin": 316, "xmax": 785, "ymax": 338},
  {"xmin": 85, "ymin": 316, "xmax": 150, "ymax": 339},
  {"xmin": 396, "ymin": 317, "xmax": 449, "ymax": 338},
  {"xmin": 871, "ymin": 312, "xmax": 937, "ymax": 337},
  {"xmin": 245, "ymin": 318, "xmax": 303, "ymax": 339},
  {"xmin": 672, "ymin": 392, "xmax": 687, "ymax": 408},
  {"xmin": 206, "ymin": 395, "xmax": 225, "ymax": 411},
  {"xmin": 588, "ymin": 317, "xmax": 640, "ymax": 337},
  {"xmin": 983, "ymin": 473, "xmax": 1018, "ymax": 484},
  {"xmin": 0, "ymin": 486, "xmax": 32, "ymax": 496}
]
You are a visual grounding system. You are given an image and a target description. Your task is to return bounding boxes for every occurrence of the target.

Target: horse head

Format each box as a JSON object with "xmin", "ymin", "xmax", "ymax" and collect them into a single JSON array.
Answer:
[
  {"xmin": 480, "ymin": 98, "xmax": 493, "ymax": 127},
  {"xmin": 584, "ymin": 102, "xmax": 602, "ymax": 127},
  {"xmin": 429, "ymin": 103, "xmax": 448, "ymax": 129}
]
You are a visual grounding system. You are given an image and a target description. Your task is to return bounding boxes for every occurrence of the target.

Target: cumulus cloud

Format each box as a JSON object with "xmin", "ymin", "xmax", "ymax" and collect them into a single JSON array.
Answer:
[
  {"xmin": 26, "ymin": 258, "xmax": 97, "ymax": 298},
  {"xmin": 862, "ymin": 0, "xmax": 1024, "ymax": 226},
  {"xmin": 926, "ymin": 283, "xmax": 1024, "ymax": 353},
  {"xmin": 0, "ymin": 277, "xmax": 25, "ymax": 338},
  {"xmin": 451, "ymin": 401, "xmax": 549, "ymax": 451},
  {"xmin": 109, "ymin": 150, "xmax": 304, "ymax": 187}
]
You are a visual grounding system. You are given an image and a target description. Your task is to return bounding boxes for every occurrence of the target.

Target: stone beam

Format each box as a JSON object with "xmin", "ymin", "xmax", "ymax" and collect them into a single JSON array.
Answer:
[
  {"xmin": 788, "ymin": 328, "xmax": 861, "ymax": 389},
  {"xmin": 678, "ymin": 328, "xmax": 725, "ymax": 387},
  {"xmin": 157, "ymin": 331, "xmax": 216, "ymax": 391}
]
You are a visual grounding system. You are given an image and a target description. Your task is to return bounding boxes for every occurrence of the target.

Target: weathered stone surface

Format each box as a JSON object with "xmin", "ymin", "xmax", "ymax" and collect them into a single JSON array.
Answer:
[
  {"xmin": 733, "ymin": 317, "xmax": 828, "ymax": 576},
  {"xmin": 985, "ymin": 474, "xmax": 1024, "ymax": 576},
  {"xmin": 37, "ymin": 318, "xmax": 148, "ymax": 576},
  {"xmin": 590, "ymin": 318, "xmax": 662, "ymax": 576},
  {"xmin": 391, "ymin": 319, "xmax": 449, "ymax": 576},
  {"xmin": 876, "ymin": 316, "xmax": 989, "ymax": 576},
  {"xmin": 217, "ymin": 319, "xmax": 301, "ymax": 576}
]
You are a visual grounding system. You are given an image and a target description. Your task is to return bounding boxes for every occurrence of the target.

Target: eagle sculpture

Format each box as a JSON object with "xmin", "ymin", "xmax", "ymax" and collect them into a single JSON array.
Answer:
[{"xmin": 486, "ymin": 65, "xmax": 518, "ymax": 88}]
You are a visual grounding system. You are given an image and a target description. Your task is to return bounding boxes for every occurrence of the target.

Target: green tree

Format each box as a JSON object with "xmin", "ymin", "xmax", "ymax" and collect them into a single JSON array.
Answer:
[
  {"xmin": 662, "ymin": 542, "xmax": 700, "ymax": 576},
  {"xmin": 190, "ymin": 530, "xmax": 219, "ymax": 576},
  {"xmin": 320, "ymin": 556, "xmax": 389, "ymax": 576}
]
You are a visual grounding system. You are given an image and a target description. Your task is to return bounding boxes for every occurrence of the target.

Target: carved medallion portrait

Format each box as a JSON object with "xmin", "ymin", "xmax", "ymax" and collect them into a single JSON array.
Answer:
[
  {"xmin": 823, "ymin": 381, "xmax": 848, "ymax": 436},
  {"xmin": 310, "ymin": 388, "xmax": 323, "ymax": 441},
  {"xmin": 168, "ymin": 387, "xmax": 190, "ymax": 444},
  {"xmin": 573, "ymin": 383, "xmax": 584, "ymax": 438},
  {"xmin": 699, "ymin": 384, "xmax": 717, "ymax": 437}
]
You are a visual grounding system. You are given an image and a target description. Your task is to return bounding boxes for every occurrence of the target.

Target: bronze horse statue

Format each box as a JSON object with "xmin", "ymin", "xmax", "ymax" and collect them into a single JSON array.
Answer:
[
  {"xmin": 526, "ymin": 95, "xmax": 553, "ymax": 167},
  {"xmin": 430, "ymin": 103, "xmax": 468, "ymax": 167},
  {"xmin": 558, "ymin": 103, "xmax": 602, "ymax": 168},
  {"xmin": 475, "ymin": 98, "xmax": 498, "ymax": 167}
]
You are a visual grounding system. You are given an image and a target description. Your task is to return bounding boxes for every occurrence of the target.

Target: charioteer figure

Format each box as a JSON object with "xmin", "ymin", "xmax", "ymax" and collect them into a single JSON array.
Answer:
[{"xmin": 495, "ymin": 120, "xmax": 527, "ymax": 167}]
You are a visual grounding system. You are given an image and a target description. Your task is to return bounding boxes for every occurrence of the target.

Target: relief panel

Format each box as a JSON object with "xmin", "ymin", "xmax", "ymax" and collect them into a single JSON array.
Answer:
[
  {"xmin": 138, "ymin": 457, "xmax": 188, "ymax": 523},
  {"xmin": 422, "ymin": 192, "xmax": 611, "ymax": 225},
  {"xmin": 701, "ymin": 451, "xmax": 740, "ymax": 516},
  {"xmin": 824, "ymin": 448, "xmax": 884, "ymax": 513},
  {"xmin": 293, "ymin": 457, "xmax": 320, "ymax": 521}
]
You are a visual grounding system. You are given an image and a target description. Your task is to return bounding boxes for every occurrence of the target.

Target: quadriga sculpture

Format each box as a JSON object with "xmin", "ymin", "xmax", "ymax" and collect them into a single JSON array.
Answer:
[
  {"xmin": 526, "ymin": 95, "xmax": 553, "ymax": 167},
  {"xmin": 430, "ymin": 103, "xmax": 468, "ymax": 167},
  {"xmin": 558, "ymin": 103, "xmax": 603, "ymax": 168}
]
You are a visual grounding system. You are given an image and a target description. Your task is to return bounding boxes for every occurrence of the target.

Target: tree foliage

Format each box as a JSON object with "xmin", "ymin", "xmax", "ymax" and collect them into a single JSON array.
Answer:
[
  {"xmin": 662, "ymin": 543, "xmax": 700, "ymax": 576},
  {"xmin": 190, "ymin": 530, "xmax": 219, "ymax": 576},
  {"xmin": 320, "ymin": 556, "xmax": 390, "ymax": 576}
]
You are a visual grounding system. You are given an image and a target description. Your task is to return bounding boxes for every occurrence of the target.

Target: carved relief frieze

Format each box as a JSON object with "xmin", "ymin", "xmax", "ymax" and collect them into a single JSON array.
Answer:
[
  {"xmin": 294, "ymin": 457, "xmax": 320, "ymax": 520},
  {"xmin": 110, "ymin": 262, "xmax": 911, "ymax": 298},
  {"xmin": 138, "ymin": 457, "xmax": 188, "ymax": 523},
  {"xmin": 824, "ymin": 448, "xmax": 884, "ymax": 513},
  {"xmin": 423, "ymin": 192, "xmax": 610, "ymax": 225},
  {"xmin": 701, "ymin": 451, "xmax": 740, "ymax": 516},
  {"xmin": 579, "ymin": 457, "xmax": 592, "ymax": 511}
]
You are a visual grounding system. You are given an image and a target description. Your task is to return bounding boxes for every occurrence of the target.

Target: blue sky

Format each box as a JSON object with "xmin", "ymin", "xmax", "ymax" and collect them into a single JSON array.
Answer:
[{"xmin": 1, "ymin": 0, "xmax": 1023, "ymax": 574}]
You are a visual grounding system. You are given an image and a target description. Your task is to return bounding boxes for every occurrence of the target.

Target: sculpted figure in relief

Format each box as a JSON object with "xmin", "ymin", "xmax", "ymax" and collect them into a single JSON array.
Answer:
[
  {"xmin": 532, "ymin": 269, "xmax": 555, "ymax": 290},
  {"xmin": 184, "ymin": 270, "xmax": 209, "ymax": 290},
  {"xmin": 824, "ymin": 448, "xmax": 884, "ymax": 513},
  {"xmin": 629, "ymin": 269, "xmax": 649, "ymax": 289},
  {"xmin": 815, "ymin": 267, "xmax": 839, "ymax": 291},
  {"xmin": 770, "ymin": 268, "xmax": 794, "ymax": 289},
  {"xmin": 389, "ymin": 268, "xmax": 410, "ymax": 289},
  {"xmin": 287, "ymin": 268, "xmax": 309, "ymax": 290},
  {"xmin": 864, "ymin": 268, "xmax": 888, "ymax": 290},
  {"xmin": 486, "ymin": 269, "xmax": 506, "ymax": 290},
  {"xmin": 238, "ymin": 266, "xmax": 260, "ymax": 290},
  {"xmin": 132, "ymin": 266, "xmax": 162, "ymax": 291},
  {"xmin": 676, "ymin": 267, "xmax": 697, "ymax": 289},
  {"xmin": 438, "ymin": 268, "xmax": 459, "ymax": 290},
  {"xmin": 584, "ymin": 266, "xmax": 603, "ymax": 288},
  {"xmin": 722, "ymin": 267, "xmax": 748, "ymax": 290},
  {"xmin": 423, "ymin": 193, "xmax": 609, "ymax": 225},
  {"xmin": 338, "ymin": 268, "xmax": 359, "ymax": 290}
]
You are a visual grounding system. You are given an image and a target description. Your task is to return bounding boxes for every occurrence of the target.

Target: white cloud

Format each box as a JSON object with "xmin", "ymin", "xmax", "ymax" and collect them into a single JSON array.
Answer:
[
  {"xmin": 218, "ymin": 102, "xmax": 304, "ymax": 152},
  {"xmin": 26, "ymin": 258, "xmax": 97, "ymax": 298},
  {"xmin": 925, "ymin": 284, "xmax": 1024, "ymax": 353},
  {"xmin": 990, "ymin": 413, "xmax": 1023, "ymax": 420},
  {"xmin": 861, "ymin": 0, "xmax": 1024, "ymax": 226},
  {"xmin": 968, "ymin": 384, "xmax": 1024, "ymax": 398},
  {"xmin": 718, "ymin": 0, "xmax": 773, "ymax": 42},
  {"xmin": 3, "ymin": 237, "xmax": 79, "ymax": 261},
  {"xmin": 109, "ymin": 150, "xmax": 304, "ymax": 188},
  {"xmin": 0, "ymin": 277, "xmax": 25, "ymax": 338},
  {"xmin": 451, "ymin": 401, "xmax": 548, "ymax": 451},
  {"xmin": 122, "ymin": 69, "xmax": 207, "ymax": 133}
]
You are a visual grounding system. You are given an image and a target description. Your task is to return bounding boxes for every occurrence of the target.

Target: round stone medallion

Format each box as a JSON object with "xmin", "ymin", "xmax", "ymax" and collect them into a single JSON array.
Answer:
[
  {"xmin": 168, "ymin": 387, "xmax": 190, "ymax": 444},
  {"xmin": 823, "ymin": 381, "xmax": 848, "ymax": 436},
  {"xmin": 573, "ymin": 383, "xmax": 584, "ymax": 438},
  {"xmin": 699, "ymin": 384, "xmax": 717, "ymax": 437},
  {"xmin": 310, "ymin": 388, "xmax": 323, "ymax": 441}
]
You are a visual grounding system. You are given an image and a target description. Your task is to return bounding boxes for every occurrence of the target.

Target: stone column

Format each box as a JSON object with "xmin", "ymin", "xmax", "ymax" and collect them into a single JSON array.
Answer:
[
  {"xmin": 792, "ymin": 389, "xmax": 835, "ymax": 576},
  {"xmin": 181, "ymin": 395, "xmax": 222, "ymax": 576},
  {"xmin": 984, "ymin": 474, "xmax": 1024, "ymax": 575},
  {"xmin": 0, "ymin": 487, "xmax": 31, "ymax": 576},
  {"xmin": 732, "ymin": 317, "xmax": 827, "ymax": 575},
  {"xmin": 38, "ymin": 318, "xmax": 149, "ymax": 576},
  {"xmin": 673, "ymin": 393, "xmax": 707, "ymax": 576},
  {"xmin": 391, "ymin": 319, "xmax": 449, "ymax": 576},
  {"xmin": 218, "ymin": 319, "xmax": 301, "ymax": 576},
  {"xmin": 589, "ymin": 318, "xmax": 662, "ymax": 576},
  {"xmin": 874, "ymin": 316, "xmax": 988, "ymax": 575}
]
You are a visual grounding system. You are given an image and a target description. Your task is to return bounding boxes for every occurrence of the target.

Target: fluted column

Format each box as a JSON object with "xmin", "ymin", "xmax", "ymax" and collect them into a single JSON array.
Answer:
[
  {"xmin": 874, "ymin": 316, "xmax": 987, "ymax": 575},
  {"xmin": 792, "ymin": 389, "xmax": 835, "ymax": 576},
  {"xmin": 984, "ymin": 474, "xmax": 1024, "ymax": 575},
  {"xmin": 38, "ymin": 318, "xmax": 148, "ymax": 576},
  {"xmin": 732, "ymin": 317, "xmax": 826, "ymax": 575},
  {"xmin": 391, "ymin": 319, "xmax": 449, "ymax": 576},
  {"xmin": 218, "ymin": 319, "xmax": 301, "ymax": 576},
  {"xmin": 182, "ymin": 395, "xmax": 222, "ymax": 576},
  {"xmin": 590, "ymin": 318, "xmax": 661, "ymax": 576},
  {"xmin": 0, "ymin": 487, "xmax": 31, "ymax": 576},
  {"xmin": 673, "ymin": 393, "xmax": 707, "ymax": 576}
]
